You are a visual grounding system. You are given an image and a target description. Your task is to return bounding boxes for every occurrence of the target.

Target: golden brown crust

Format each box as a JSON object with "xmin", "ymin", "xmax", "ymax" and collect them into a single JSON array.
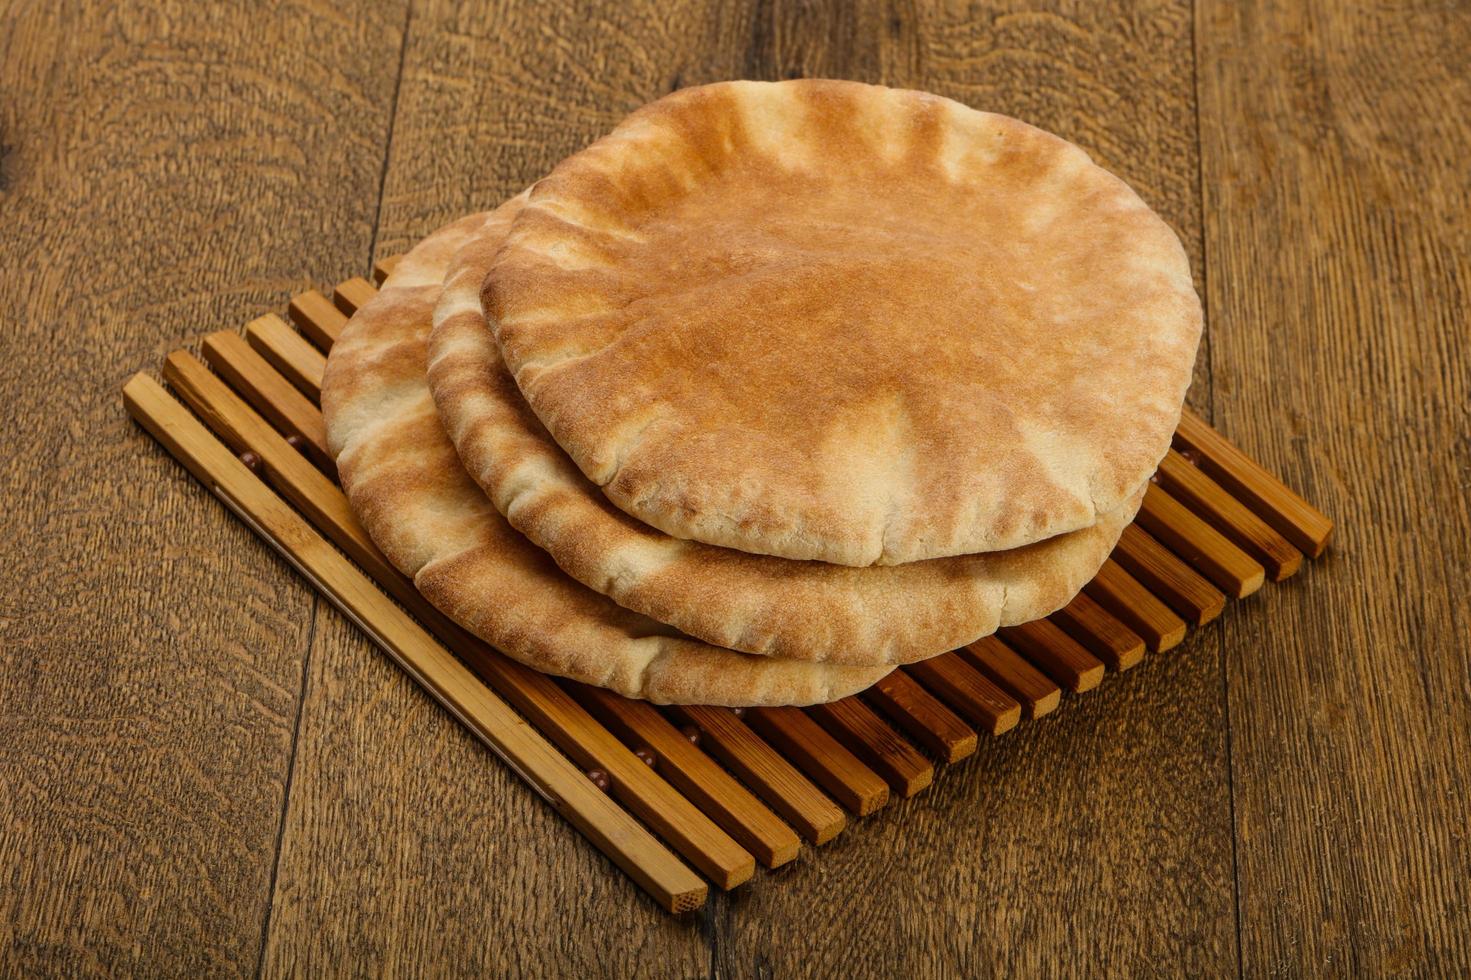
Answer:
[
  {"xmin": 430, "ymin": 220, "xmax": 1143, "ymax": 665},
  {"xmin": 486, "ymin": 79, "xmax": 1201, "ymax": 565},
  {"xmin": 321, "ymin": 203, "xmax": 889, "ymax": 705}
]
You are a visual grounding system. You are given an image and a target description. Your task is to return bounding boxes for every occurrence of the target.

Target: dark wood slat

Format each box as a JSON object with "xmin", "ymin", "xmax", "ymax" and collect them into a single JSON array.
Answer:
[
  {"xmin": 1050, "ymin": 591, "xmax": 1146, "ymax": 672},
  {"xmin": 863, "ymin": 671, "xmax": 977, "ymax": 764},
  {"xmin": 571, "ymin": 684, "xmax": 800, "ymax": 869},
  {"xmin": 904, "ymin": 653, "xmax": 1021, "ymax": 736},
  {"xmin": 1175, "ymin": 408, "xmax": 1334, "ymax": 558},
  {"xmin": 744, "ymin": 707, "xmax": 889, "ymax": 817},
  {"xmin": 959, "ymin": 636, "xmax": 1061, "ymax": 719},
  {"xmin": 1113, "ymin": 523, "xmax": 1227, "ymax": 626},
  {"xmin": 999, "ymin": 620, "xmax": 1106, "ymax": 693},
  {"xmin": 1155, "ymin": 449, "xmax": 1304, "ymax": 581},
  {"xmin": 1138, "ymin": 483, "xmax": 1266, "ymax": 598},
  {"xmin": 806, "ymin": 697, "xmax": 933, "ymax": 798},
  {"xmin": 373, "ymin": 255, "xmax": 401, "ymax": 285},
  {"xmin": 1085, "ymin": 559, "xmax": 1188, "ymax": 653},
  {"xmin": 664, "ymin": 706, "xmax": 846, "ymax": 846}
]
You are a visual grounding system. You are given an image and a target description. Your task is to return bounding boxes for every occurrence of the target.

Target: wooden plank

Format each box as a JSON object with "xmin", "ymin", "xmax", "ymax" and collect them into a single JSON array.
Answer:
[
  {"xmin": 1137, "ymin": 483, "xmax": 1265, "ymax": 598},
  {"xmin": 806, "ymin": 697, "xmax": 933, "ymax": 798},
  {"xmin": 1050, "ymin": 591, "xmax": 1147, "ymax": 672},
  {"xmin": 1175, "ymin": 409, "xmax": 1333, "ymax": 558},
  {"xmin": 159, "ymin": 350, "xmax": 754, "ymax": 893},
  {"xmin": 287, "ymin": 290, "xmax": 349, "ymax": 351},
  {"xmin": 333, "ymin": 276, "xmax": 378, "ymax": 316},
  {"xmin": 999, "ymin": 620, "xmax": 1106, "ymax": 693},
  {"xmin": 665, "ymin": 705, "xmax": 847, "ymax": 846},
  {"xmin": 863, "ymin": 671, "xmax": 978, "ymax": 763},
  {"xmin": 123, "ymin": 374, "xmax": 708, "ymax": 914},
  {"xmin": 1197, "ymin": 0, "xmax": 1470, "ymax": 970},
  {"xmin": 904, "ymin": 653, "xmax": 1021, "ymax": 736},
  {"xmin": 200, "ymin": 330, "xmax": 334, "ymax": 473},
  {"xmin": 744, "ymin": 707, "xmax": 889, "ymax": 817},
  {"xmin": 1085, "ymin": 559, "xmax": 1188, "ymax": 653},
  {"xmin": 244, "ymin": 313, "xmax": 326, "ymax": 402},
  {"xmin": 959, "ymin": 636, "xmax": 1061, "ymax": 719},
  {"xmin": 570, "ymin": 683, "xmax": 801, "ymax": 869},
  {"xmin": 1113, "ymin": 523, "xmax": 1227, "ymax": 626},
  {"xmin": 0, "ymin": 4, "xmax": 414, "ymax": 970},
  {"xmin": 1155, "ymin": 449, "xmax": 1303, "ymax": 580}
]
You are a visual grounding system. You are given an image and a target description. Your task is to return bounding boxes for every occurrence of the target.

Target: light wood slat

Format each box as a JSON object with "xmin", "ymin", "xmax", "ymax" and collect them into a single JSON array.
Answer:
[
  {"xmin": 122, "ymin": 373, "xmax": 707, "ymax": 914},
  {"xmin": 287, "ymin": 290, "xmax": 349, "ymax": 351},
  {"xmin": 959, "ymin": 637, "xmax": 1061, "ymax": 719},
  {"xmin": 665, "ymin": 706, "xmax": 846, "ymax": 846},
  {"xmin": 571, "ymin": 684, "xmax": 800, "ymax": 869},
  {"xmin": 1050, "ymin": 591, "xmax": 1146, "ymax": 672},
  {"xmin": 1155, "ymin": 449, "xmax": 1304, "ymax": 581},
  {"xmin": 999, "ymin": 619, "xmax": 1106, "ymax": 693},
  {"xmin": 744, "ymin": 707, "xmax": 889, "ymax": 817},
  {"xmin": 1175, "ymin": 408, "xmax": 1334, "ymax": 558},
  {"xmin": 806, "ymin": 697, "xmax": 933, "ymax": 798},
  {"xmin": 334, "ymin": 276, "xmax": 377, "ymax": 316},
  {"xmin": 373, "ymin": 255, "xmax": 401, "ymax": 285},
  {"xmin": 1138, "ymin": 484, "xmax": 1266, "ymax": 598},
  {"xmin": 1113, "ymin": 523, "xmax": 1227, "ymax": 626},
  {"xmin": 863, "ymin": 671, "xmax": 977, "ymax": 764},
  {"xmin": 200, "ymin": 331, "xmax": 333, "ymax": 473},
  {"xmin": 245, "ymin": 313, "xmax": 326, "ymax": 401},
  {"xmin": 904, "ymin": 653, "xmax": 1021, "ymax": 736},
  {"xmin": 1085, "ymin": 559, "xmax": 1188, "ymax": 653},
  {"xmin": 160, "ymin": 352, "xmax": 755, "ymax": 891}
]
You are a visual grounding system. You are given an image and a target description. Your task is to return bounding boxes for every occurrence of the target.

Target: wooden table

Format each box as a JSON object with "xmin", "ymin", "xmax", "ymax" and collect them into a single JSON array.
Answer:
[{"xmin": 2, "ymin": 1, "xmax": 1467, "ymax": 975}]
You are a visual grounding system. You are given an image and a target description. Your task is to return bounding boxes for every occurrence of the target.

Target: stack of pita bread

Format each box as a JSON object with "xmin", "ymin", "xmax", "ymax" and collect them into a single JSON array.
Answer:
[{"xmin": 321, "ymin": 80, "xmax": 1202, "ymax": 707}]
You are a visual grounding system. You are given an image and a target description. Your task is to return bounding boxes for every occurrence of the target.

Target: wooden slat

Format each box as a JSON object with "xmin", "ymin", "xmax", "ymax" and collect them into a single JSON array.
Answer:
[
  {"xmin": 744, "ymin": 707, "xmax": 889, "ymax": 817},
  {"xmin": 863, "ymin": 671, "xmax": 977, "ymax": 764},
  {"xmin": 287, "ymin": 290, "xmax": 349, "ymax": 350},
  {"xmin": 999, "ymin": 619, "xmax": 1106, "ymax": 693},
  {"xmin": 159, "ymin": 352, "xmax": 755, "ymax": 892},
  {"xmin": 373, "ymin": 254, "xmax": 401, "ymax": 285},
  {"xmin": 1155, "ymin": 449, "xmax": 1304, "ymax": 581},
  {"xmin": 665, "ymin": 706, "xmax": 846, "ymax": 846},
  {"xmin": 1085, "ymin": 559, "xmax": 1188, "ymax": 653},
  {"xmin": 334, "ymin": 276, "xmax": 377, "ymax": 316},
  {"xmin": 1138, "ymin": 484, "xmax": 1266, "ymax": 599},
  {"xmin": 904, "ymin": 653, "xmax": 1021, "ymax": 736},
  {"xmin": 200, "ymin": 331, "xmax": 333, "ymax": 473},
  {"xmin": 959, "ymin": 636, "xmax": 1061, "ymax": 719},
  {"xmin": 1050, "ymin": 591, "xmax": 1146, "ymax": 672},
  {"xmin": 245, "ymin": 313, "xmax": 326, "ymax": 401},
  {"xmin": 806, "ymin": 697, "xmax": 933, "ymax": 798},
  {"xmin": 1175, "ymin": 408, "xmax": 1334, "ymax": 558},
  {"xmin": 1113, "ymin": 523, "xmax": 1227, "ymax": 626},
  {"xmin": 571, "ymin": 684, "xmax": 800, "ymax": 869},
  {"xmin": 122, "ymin": 373, "xmax": 707, "ymax": 914}
]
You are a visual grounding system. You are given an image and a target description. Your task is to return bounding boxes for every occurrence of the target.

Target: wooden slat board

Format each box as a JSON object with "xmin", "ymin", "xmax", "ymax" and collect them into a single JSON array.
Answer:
[{"xmin": 122, "ymin": 276, "xmax": 1334, "ymax": 914}]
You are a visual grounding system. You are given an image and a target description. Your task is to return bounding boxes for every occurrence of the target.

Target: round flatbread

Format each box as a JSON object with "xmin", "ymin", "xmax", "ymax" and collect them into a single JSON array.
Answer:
[
  {"xmin": 429, "ymin": 214, "xmax": 1144, "ymax": 665},
  {"xmin": 486, "ymin": 79, "xmax": 1201, "ymax": 566},
  {"xmin": 321, "ymin": 204, "xmax": 889, "ymax": 705}
]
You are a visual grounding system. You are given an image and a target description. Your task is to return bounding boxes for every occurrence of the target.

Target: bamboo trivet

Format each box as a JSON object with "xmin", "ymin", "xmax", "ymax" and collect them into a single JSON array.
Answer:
[{"xmin": 122, "ymin": 262, "xmax": 1333, "ymax": 914}]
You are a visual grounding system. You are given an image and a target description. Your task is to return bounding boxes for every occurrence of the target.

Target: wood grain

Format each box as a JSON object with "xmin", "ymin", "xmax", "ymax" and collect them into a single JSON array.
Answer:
[
  {"xmin": 4, "ymin": 0, "xmax": 1468, "ymax": 973},
  {"xmin": 1196, "ymin": 0, "xmax": 1471, "ymax": 971},
  {"xmin": 0, "ymin": 1, "xmax": 406, "ymax": 974}
]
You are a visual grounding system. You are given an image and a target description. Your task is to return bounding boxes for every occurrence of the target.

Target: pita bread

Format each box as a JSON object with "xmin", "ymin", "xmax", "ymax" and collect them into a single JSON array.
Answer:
[
  {"xmin": 321, "ymin": 204, "xmax": 890, "ymax": 705},
  {"xmin": 430, "ymin": 216, "xmax": 1144, "ymax": 666},
  {"xmin": 486, "ymin": 79, "xmax": 1201, "ymax": 566}
]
